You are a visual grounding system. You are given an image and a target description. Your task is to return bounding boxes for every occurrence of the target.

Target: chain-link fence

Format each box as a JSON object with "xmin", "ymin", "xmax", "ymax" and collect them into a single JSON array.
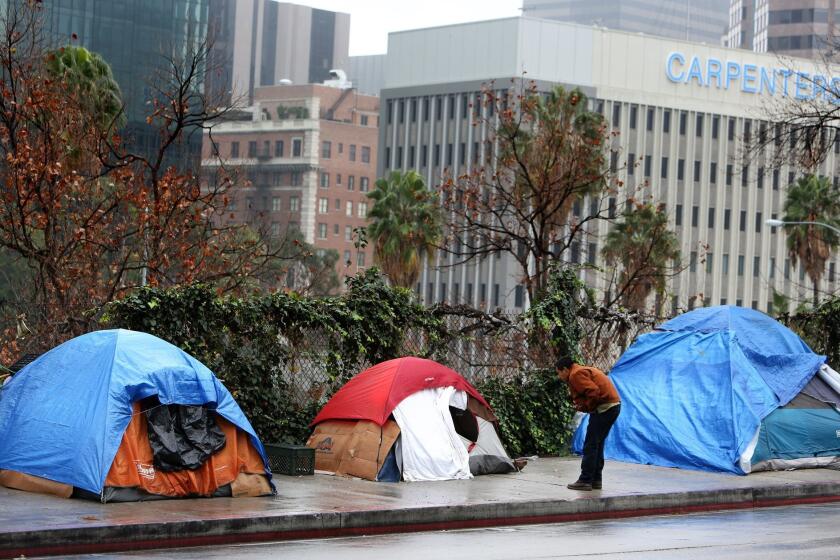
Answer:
[{"xmin": 277, "ymin": 309, "xmax": 660, "ymax": 407}]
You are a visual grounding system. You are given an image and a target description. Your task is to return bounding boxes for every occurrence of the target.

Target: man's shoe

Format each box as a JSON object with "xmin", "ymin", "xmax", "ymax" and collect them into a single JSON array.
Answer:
[
  {"xmin": 592, "ymin": 481, "xmax": 602, "ymax": 489},
  {"xmin": 567, "ymin": 480, "xmax": 593, "ymax": 491}
]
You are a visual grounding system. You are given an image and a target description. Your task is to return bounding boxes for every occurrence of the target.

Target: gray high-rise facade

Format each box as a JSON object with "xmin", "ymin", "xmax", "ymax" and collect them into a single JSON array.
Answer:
[
  {"xmin": 522, "ymin": 0, "xmax": 730, "ymax": 44},
  {"xmin": 37, "ymin": 0, "xmax": 209, "ymax": 161},
  {"xmin": 206, "ymin": 1, "xmax": 350, "ymax": 104}
]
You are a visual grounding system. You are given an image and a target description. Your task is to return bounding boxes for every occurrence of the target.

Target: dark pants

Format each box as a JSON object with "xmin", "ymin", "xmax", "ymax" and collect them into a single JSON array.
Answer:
[{"xmin": 579, "ymin": 404, "xmax": 621, "ymax": 483}]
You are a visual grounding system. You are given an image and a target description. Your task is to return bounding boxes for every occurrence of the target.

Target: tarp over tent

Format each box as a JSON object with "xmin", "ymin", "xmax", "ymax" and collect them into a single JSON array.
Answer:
[
  {"xmin": 572, "ymin": 306, "xmax": 829, "ymax": 475},
  {"xmin": 308, "ymin": 357, "xmax": 516, "ymax": 481},
  {"xmin": 0, "ymin": 329, "xmax": 273, "ymax": 500}
]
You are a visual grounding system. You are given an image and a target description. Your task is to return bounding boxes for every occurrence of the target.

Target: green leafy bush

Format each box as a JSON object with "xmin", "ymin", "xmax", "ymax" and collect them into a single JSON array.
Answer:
[{"xmin": 476, "ymin": 368, "xmax": 575, "ymax": 457}]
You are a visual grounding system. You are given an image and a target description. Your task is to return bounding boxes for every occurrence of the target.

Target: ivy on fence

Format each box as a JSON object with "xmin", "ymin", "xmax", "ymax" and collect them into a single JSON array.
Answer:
[{"xmin": 101, "ymin": 267, "xmax": 598, "ymax": 455}]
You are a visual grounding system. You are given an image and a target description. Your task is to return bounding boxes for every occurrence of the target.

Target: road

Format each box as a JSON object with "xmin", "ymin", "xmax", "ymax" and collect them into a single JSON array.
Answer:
[{"xmin": 50, "ymin": 503, "xmax": 840, "ymax": 560}]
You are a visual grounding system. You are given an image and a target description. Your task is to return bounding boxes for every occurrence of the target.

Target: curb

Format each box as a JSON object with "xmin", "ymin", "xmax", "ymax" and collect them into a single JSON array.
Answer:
[{"xmin": 3, "ymin": 483, "xmax": 840, "ymax": 558}]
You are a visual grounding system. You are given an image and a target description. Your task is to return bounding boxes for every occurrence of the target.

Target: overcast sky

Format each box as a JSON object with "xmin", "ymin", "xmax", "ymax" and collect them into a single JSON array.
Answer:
[{"xmin": 300, "ymin": 0, "xmax": 523, "ymax": 56}]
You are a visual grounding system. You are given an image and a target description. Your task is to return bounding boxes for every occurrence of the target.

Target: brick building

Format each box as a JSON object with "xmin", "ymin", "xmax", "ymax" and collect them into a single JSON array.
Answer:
[{"xmin": 202, "ymin": 83, "xmax": 379, "ymax": 287}]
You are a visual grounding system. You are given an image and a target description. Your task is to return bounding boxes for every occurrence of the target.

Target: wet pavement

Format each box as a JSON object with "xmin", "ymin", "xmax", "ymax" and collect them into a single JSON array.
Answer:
[
  {"xmin": 46, "ymin": 503, "xmax": 840, "ymax": 560},
  {"xmin": 2, "ymin": 457, "xmax": 840, "ymax": 558}
]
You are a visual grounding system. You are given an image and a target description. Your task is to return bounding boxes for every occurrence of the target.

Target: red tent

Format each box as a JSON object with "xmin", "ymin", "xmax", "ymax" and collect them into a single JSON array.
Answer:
[{"xmin": 311, "ymin": 357, "xmax": 491, "ymax": 426}]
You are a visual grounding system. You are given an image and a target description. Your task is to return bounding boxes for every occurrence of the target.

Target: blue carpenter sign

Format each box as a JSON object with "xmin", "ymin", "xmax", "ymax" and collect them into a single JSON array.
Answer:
[{"xmin": 665, "ymin": 51, "xmax": 838, "ymax": 102}]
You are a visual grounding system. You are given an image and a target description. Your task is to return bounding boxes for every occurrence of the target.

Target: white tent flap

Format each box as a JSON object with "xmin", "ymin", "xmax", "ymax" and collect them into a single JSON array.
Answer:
[{"xmin": 393, "ymin": 387, "xmax": 473, "ymax": 481}]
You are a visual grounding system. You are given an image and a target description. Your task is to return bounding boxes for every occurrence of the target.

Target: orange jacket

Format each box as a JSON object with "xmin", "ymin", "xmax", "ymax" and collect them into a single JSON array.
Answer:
[{"xmin": 566, "ymin": 364, "xmax": 620, "ymax": 413}]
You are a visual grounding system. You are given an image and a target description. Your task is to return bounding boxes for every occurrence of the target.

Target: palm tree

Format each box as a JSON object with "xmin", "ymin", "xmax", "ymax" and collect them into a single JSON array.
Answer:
[
  {"xmin": 601, "ymin": 202, "xmax": 681, "ymax": 312},
  {"xmin": 783, "ymin": 174, "xmax": 840, "ymax": 307},
  {"xmin": 45, "ymin": 45, "xmax": 125, "ymax": 130},
  {"xmin": 366, "ymin": 171, "xmax": 442, "ymax": 288}
]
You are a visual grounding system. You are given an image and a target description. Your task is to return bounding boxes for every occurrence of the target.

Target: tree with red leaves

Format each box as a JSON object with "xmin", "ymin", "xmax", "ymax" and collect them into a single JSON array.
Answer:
[{"xmin": 0, "ymin": 1, "xmax": 300, "ymax": 363}]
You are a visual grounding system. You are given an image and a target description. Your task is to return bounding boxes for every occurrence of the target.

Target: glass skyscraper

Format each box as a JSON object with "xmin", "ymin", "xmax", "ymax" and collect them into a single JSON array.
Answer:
[{"xmin": 35, "ymin": 0, "xmax": 210, "ymax": 164}]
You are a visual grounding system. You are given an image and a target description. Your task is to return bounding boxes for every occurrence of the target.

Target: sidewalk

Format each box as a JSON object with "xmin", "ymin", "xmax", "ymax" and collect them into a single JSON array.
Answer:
[{"xmin": 3, "ymin": 457, "xmax": 840, "ymax": 558}]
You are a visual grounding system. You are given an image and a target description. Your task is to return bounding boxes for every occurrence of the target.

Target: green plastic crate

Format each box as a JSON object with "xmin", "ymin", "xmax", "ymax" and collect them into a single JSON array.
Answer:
[{"xmin": 264, "ymin": 443, "xmax": 315, "ymax": 476}]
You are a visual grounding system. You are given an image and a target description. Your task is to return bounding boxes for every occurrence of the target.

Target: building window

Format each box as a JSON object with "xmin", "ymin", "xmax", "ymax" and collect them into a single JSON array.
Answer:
[
  {"xmin": 357, "ymin": 252, "xmax": 365, "ymax": 267},
  {"xmin": 691, "ymin": 206, "xmax": 699, "ymax": 227},
  {"xmin": 724, "ymin": 209, "xmax": 731, "ymax": 230},
  {"xmin": 755, "ymin": 212, "xmax": 762, "ymax": 233},
  {"xmin": 675, "ymin": 204, "xmax": 683, "ymax": 226},
  {"xmin": 421, "ymin": 145, "xmax": 428, "ymax": 167},
  {"xmin": 690, "ymin": 251, "xmax": 697, "ymax": 272},
  {"xmin": 230, "ymin": 141, "xmax": 239, "ymax": 158},
  {"xmin": 710, "ymin": 162, "xmax": 717, "ymax": 184},
  {"xmin": 318, "ymin": 198, "xmax": 328, "ymax": 213},
  {"xmin": 661, "ymin": 157, "xmax": 668, "ymax": 179},
  {"xmin": 757, "ymin": 167, "xmax": 764, "ymax": 189},
  {"xmin": 644, "ymin": 155, "xmax": 652, "ymax": 177},
  {"xmin": 318, "ymin": 223, "xmax": 327, "ymax": 239},
  {"xmin": 738, "ymin": 255, "xmax": 745, "ymax": 276},
  {"xmin": 271, "ymin": 222, "xmax": 280, "ymax": 237},
  {"xmin": 753, "ymin": 256, "xmax": 760, "ymax": 277},
  {"xmin": 708, "ymin": 207, "xmax": 715, "ymax": 228},
  {"xmin": 677, "ymin": 159, "xmax": 685, "ymax": 181},
  {"xmin": 292, "ymin": 138, "xmax": 302, "ymax": 157},
  {"xmin": 344, "ymin": 250, "xmax": 351, "ymax": 264},
  {"xmin": 663, "ymin": 110, "xmax": 671, "ymax": 133},
  {"xmin": 248, "ymin": 141, "xmax": 257, "ymax": 157},
  {"xmin": 361, "ymin": 114, "xmax": 369, "ymax": 126},
  {"xmin": 696, "ymin": 114, "xmax": 703, "ymax": 136},
  {"xmin": 728, "ymin": 118, "xmax": 735, "ymax": 141},
  {"xmin": 773, "ymin": 169, "xmax": 780, "ymax": 190},
  {"xmin": 335, "ymin": 198, "xmax": 341, "ymax": 210},
  {"xmin": 322, "ymin": 141, "xmax": 331, "ymax": 158},
  {"xmin": 514, "ymin": 285, "xmax": 525, "ymax": 308},
  {"xmin": 291, "ymin": 172, "xmax": 302, "ymax": 186},
  {"xmin": 272, "ymin": 197, "xmax": 281, "ymax": 212},
  {"xmin": 722, "ymin": 254, "xmax": 729, "ymax": 275},
  {"xmin": 275, "ymin": 140, "xmax": 284, "ymax": 157},
  {"xmin": 345, "ymin": 226, "xmax": 352, "ymax": 241},
  {"xmin": 739, "ymin": 210, "xmax": 746, "ymax": 231},
  {"xmin": 336, "ymin": 173, "xmax": 342, "ymax": 185},
  {"xmin": 693, "ymin": 160, "xmax": 701, "ymax": 182},
  {"xmin": 679, "ymin": 112, "xmax": 687, "ymax": 135},
  {"xmin": 346, "ymin": 201, "xmax": 353, "ymax": 216},
  {"xmin": 349, "ymin": 144, "xmax": 357, "ymax": 162},
  {"xmin": 646, "ymin": 108, "xmax": 654, "ymax": 131},
  {"xmin": 741, "ymin": 165, "xmax": 749, "ymax": 187},
  {"xmin": 320, "ymin": 173, "xmax": 329, "ymax": 188},
  {"xmin": 706, "ymin": 253, "xmax": 713, "ymax": 274},
  {"xmin": 628, "ymin": 153, "xmax": 635, "ymax": 175},
  {"xmin": 361, "ymin": 146, "xmax": 371, "ymax": 163},
  {"xmin": 712, "ymin": 116, "xmax": 719, "ymax": 139},
  {"xmin": 360, "ymin": 177, "xmax": 370, "ymax": 192},
  {"xmin": 629, "ymin": 105, "xmax": 637, "ymax": 129},
  {"xmin": 358, "ymin": 201, "xmax": 368, "ymax": 218},
  {"xmin": 726, "ymin": 164, "xmax": 733, "ymax": 186},
  {"xmin": 348, "ymin": 176, "xmax": 355, "ymax": 191},
  {"xmin": 290, "ymin": 196, "xmax": 299, "ymax": 212},
  {"xmin": 612, "ymin": 104, "xmax": 620, "ymax": 126}
]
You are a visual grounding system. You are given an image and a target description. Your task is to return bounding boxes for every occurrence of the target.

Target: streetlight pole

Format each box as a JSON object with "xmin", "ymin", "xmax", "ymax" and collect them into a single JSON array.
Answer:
[{"xmin": 765, "ymin": 218, "xmax": 840, "ymax": 236}]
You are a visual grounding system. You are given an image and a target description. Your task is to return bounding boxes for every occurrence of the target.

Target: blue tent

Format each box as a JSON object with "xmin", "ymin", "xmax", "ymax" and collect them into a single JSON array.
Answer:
[
  {"xmin": 0, "ymin": 329, "xmax": 272, "ymax": 494},
  {"xmin": 572, "ymin": 306, "xmax": 829, "ymax": 474}
]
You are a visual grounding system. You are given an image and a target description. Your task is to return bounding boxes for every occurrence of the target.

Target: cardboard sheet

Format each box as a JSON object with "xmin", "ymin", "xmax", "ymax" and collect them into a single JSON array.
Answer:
[{"xmin": 307, "ymin": 419, "xmax": 400, "ymax": 480}]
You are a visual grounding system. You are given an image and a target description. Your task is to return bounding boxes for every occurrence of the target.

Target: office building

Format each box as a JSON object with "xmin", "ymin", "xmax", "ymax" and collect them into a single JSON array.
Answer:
[
  {"xmin": 202, "ymin": 83, "xmax": 379, "ymax": 281},
  {"xmin": 38, "ymin": 0, "xmax": 209, "ymax": 161},
  {"xmin": 727, "ymin": 0, "xmax": 838, "ymax": 58},
  {"xmin": 522, "ymin": 0, "xmax": 730, "ymax": 44},
  {"xmin": 380, "ymin": 17, "xmax": 840, "ymax": 313},
  {"xmin": 348, "ymin": 54, "xmax": 387, "ymax": 97},
  {"xmin": 207, "ymin": 0, "xmax": 350, "ymax": 103}
]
